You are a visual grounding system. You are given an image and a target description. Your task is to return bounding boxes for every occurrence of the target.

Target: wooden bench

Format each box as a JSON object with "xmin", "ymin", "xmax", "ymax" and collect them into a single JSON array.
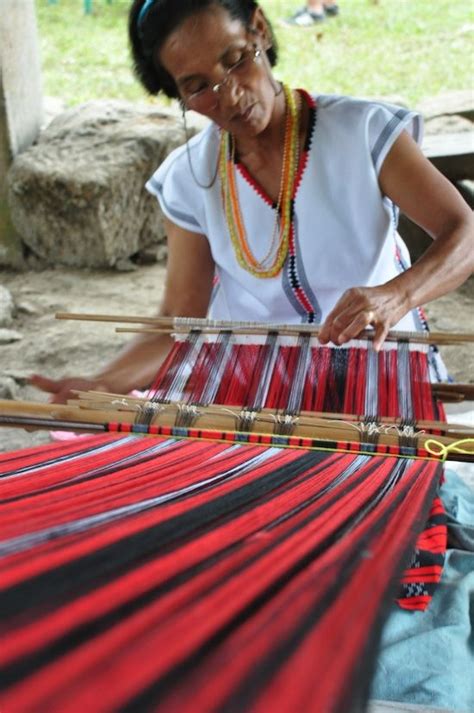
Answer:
[{"xmin": 423, "ymin": 131, "xmax": 474, "ymax": 182}]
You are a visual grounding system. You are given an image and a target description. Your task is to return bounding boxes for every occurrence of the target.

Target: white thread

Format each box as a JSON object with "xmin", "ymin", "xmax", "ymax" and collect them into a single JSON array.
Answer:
[
  {"xmin": 177, "ymin": 404, "xmax": 201, "ymax": 418},
  {"xmin": 137, "ymin": 401, "xmax": 166, "ymax": 413},
  {"xmin": 269, "ymin": 413, "xmax": 300, "ymax": 427},
  {"xmin": 383, "ymin": 424, "xmax": 426, "ymax": 438}
]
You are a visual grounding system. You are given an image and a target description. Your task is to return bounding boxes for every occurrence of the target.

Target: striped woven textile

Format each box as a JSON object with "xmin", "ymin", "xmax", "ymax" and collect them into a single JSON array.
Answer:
[
  {"xmin": 0, "ymin": 434, "xmax": 443, "ymax": 713},
  {"xmin": 150, "ymin": 336, "xmax": 443, "ymax": 421}
]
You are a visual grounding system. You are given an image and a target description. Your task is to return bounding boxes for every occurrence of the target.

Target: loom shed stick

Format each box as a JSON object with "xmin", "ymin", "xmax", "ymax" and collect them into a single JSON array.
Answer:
[
  {"xmin": 431, "ymin": 383, "xmax": 474, "ymax": 401},
  {"xmin": 1, "ymin": 398, "xmax": 473, "ymax": 460},
  {"xmin": 69, "ymin": 390, "xmax": 473, "ymax": 436},
  {"xmin": 118, "ymin": 325, "xmax": 474, "ymax": 345},
  {"xmin": 55, "ymin": 312, "xmax": 474, "ymax": 345}
]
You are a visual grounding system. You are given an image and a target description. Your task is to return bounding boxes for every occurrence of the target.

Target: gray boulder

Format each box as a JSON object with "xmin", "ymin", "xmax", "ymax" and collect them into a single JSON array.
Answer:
[
  {"xmin": 7, "ymin": 100, "xmax": 203, "ymax": 268},
  {"xmin": 417, "ymin": 91, "xmax": 474, "ymax": 122},
  {"xmin": 0, "ymin": 376, "xmax": 19, "ymax": 400},
  {"xmin": 0, "ymin": 286, "xmax": 14, "ymax": 327},
  {"xmin": 0, "ymin": 328, "xmax": 22, "ymax": 344}
]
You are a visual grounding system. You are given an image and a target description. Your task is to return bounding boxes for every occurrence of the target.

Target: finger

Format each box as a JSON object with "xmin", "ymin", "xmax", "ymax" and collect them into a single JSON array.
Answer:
[
  {"xmin": 372, "ymin": 322, "xmax": 390, "ymax": 352},
  {"xmin": 337, "ymin": 310, "xmax": 375, "ymax": 345},
  {"xmin": 29, "ymin": 374, "xmax": 61, "ymax": 394},
  {"xmin": 49, "ymin": 391, "xmax": 69, "ymax": 405},
  {"xmin": 319, "ymin": 295, "xmax": 354, "ymax": 343},
  {"xmin": 320, "ymin": 309, "xmax": 352, "ymax": 344},
  {"xmin": 318, "ymin": 320, "xmax": 331, "ymax": 344}
]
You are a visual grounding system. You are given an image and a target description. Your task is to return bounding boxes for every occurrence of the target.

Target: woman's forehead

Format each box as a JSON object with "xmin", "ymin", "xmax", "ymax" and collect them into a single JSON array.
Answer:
[{"xmin": 158, "ymin": 6, "xmax": 247, "ymax": 79}]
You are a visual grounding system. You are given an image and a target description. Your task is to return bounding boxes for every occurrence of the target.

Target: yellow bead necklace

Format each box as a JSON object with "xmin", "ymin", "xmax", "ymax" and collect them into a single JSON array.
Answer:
[{"xmin": 219, "ymin": 85, "xmax": 300, "ymax": 279}]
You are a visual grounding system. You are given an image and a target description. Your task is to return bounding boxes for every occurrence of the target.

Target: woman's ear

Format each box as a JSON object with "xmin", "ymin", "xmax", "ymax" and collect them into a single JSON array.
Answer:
[{"xmin": 249, "ymin": 6, "xmax": 271, "ymax": 47}]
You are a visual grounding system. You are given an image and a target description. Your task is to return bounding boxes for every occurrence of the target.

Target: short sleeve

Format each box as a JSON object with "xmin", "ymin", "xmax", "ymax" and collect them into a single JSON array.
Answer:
[
  {"xmin": 146, "ymin": 147, "xmax": 203, "ymax": 234},
  {"xmin": 366, "ymin": 101, "xmax": 423, "ymax": 174},
  {"xmin": 146, "ymin": 125, "xmax": 218, "ymax": 235}
]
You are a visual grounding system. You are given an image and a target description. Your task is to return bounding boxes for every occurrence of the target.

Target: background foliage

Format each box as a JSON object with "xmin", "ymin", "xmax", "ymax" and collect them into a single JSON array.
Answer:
[{"xmin": 37, "ymin": 0, "xmax": 473, "ymax": 107}]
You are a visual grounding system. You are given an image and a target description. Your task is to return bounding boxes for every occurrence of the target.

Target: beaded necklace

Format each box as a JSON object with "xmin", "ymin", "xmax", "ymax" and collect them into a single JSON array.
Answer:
[{"xmin": 219, "ymin": 85, "xmax": 300, "ymax": 279}]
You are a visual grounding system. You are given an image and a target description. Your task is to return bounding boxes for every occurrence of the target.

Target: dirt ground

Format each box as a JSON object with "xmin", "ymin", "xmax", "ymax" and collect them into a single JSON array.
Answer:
[{"xmin": 0, "ymin": 265, "xmax": 473, "ymax": 453}]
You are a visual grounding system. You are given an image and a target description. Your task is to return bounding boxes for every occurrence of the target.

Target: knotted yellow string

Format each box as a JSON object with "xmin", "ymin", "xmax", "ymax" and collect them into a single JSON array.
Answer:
[{"xmin": 424, "ymin": 438, "xmax": 474, "ymax": 462}]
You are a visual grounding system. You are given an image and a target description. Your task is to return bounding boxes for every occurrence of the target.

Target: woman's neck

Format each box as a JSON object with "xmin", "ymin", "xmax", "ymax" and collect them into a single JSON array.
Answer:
[
  {"xmin": 228, "ymin": 87, "xmax": 307, "ymax": 205},
  {"xmin": 233, "ymin": 84, "xmax": 289, "ymax": 162}
]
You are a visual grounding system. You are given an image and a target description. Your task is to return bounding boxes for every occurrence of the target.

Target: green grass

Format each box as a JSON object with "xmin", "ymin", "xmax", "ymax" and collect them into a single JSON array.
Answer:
[{"xmin": 37, "ymin": 0, "xmax": 473, "ymax": 108}]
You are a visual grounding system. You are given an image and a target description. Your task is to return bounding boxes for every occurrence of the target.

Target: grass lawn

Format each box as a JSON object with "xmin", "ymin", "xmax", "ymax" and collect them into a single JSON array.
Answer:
[{"xmin": 37, "ymin": 0, "xmax": 473, "ymax": 108}]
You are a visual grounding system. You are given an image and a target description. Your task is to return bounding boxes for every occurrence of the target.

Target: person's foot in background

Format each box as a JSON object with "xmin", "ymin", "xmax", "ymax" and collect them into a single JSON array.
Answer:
[{"xmin": 283, "ymin": 2, "xmax": 340, "ymax": 27}]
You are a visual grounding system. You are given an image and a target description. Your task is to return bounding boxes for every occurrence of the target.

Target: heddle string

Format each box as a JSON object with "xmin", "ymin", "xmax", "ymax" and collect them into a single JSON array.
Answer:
[{"xmin": 145, "ymin": 329, "xmax": 440, "ymax": 438}]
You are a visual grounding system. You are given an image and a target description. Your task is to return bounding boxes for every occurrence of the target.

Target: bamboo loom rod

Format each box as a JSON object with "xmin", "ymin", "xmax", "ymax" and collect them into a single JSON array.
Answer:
[
  {"xmin": 1, "ymin": 399, "xmax": 472, "ymax": 452},
  {"xmin": 431, "ymin": 383, "xmax": 474, "ymax": 400},
  {"xmin": 0, "ymin": 414, "xmax": 474, "ymax": 463},
  {"xmin": 114, "ymin": 326, "xmax": 474, "ymax": 347},
  {"xmin": 5, "ymin": 416, "xmax": 474, "ymax": 464},
  {"xmin": 69, "ymin": 390, "xmax": 474, "ymax": 436},
  {"xmin": 55, "ymin": 312, "xmax": 474, "ymax": 345},
  {"xmin": 1, "ymin": 414, "xmax": 472, "ymax": 463}
]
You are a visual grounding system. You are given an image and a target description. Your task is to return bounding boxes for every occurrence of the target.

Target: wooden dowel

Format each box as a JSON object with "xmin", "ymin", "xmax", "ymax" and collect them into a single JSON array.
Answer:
[
  {"xmin": 55, "ymin": 312, "xmax": 474, "ymax": 345},
  {"xmin": 69, "ymin": 391, "xmax": 474, "ymax": 435},
  {"xmin": 116, "ymin": 328, "xmax": 175, "ymax": 335},
  {"xmin": 55, "ymin": 312, "xmax": 166, "ymax": 325},
  {"xmin": 1, "ymin": 412, "xmax": 472, "ymax": 462},
  {"xmin": 114, "ymin": 326, "xmax": 474, "ymax": 346},
  {"xmin": 431, "ymin": 383, "xmax": 474, "ymax": 400},
  {"xmin": 2, "ymin": 399, "xmax": 472, "ymax": 452}
]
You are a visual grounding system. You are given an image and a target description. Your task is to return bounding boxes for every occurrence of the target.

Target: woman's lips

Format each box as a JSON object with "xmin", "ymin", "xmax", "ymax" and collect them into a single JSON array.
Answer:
[{"xmin": 234, "ymin": 104, "xmax": 256, "ymax": 122}]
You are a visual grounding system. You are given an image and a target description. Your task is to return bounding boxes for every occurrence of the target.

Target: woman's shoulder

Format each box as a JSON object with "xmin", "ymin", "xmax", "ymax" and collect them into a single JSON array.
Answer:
[
  {"xmin": 309, "ymin": 93, "xmax": 422, "ymax": 167},
  {"xmin": 313, "ymin": 92, "xmax": 415, "ymax": 122}
]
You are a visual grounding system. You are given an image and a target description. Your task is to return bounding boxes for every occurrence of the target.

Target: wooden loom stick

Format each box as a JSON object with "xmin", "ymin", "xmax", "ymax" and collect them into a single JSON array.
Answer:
[
  {"xmin": 55, "ymin": 312, "xmax": 474, "ymax": 345},
  {"xmin": 1, "ymin": 399, "xmax": 472, "ymax": 458},
  {"xmin": 431, "ymin": 383, "xmax": 474, "ymax": 400},
  {"xmin": 69, "ymin": 390, "xmax": 472, "ymax": 436},
  {"xmin": 114, "ymin": 326, "xmax": 474, "ymax": 348}
]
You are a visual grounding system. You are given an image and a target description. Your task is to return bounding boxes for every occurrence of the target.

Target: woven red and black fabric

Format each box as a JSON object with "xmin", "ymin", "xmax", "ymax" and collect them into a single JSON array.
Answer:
[
  {"xmin": 150, "ymin": 338, "xmax": 449, "ymax": 611},
  {"xmin": 0, "ymin": 435, "xmax": 443, "ymax": 713},
  {"xmin": 397, "ymin": 495, "xmax": 447, "ymax": 610},
  {"xmin": 149, "ymin": 341, "xmax": 444, "ymax": 421}
]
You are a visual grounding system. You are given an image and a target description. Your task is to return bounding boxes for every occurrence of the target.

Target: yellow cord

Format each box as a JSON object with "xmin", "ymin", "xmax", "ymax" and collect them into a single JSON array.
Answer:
[{"xmin": 424, "ymin": 438, "xmax": 474, "ymax": 462}]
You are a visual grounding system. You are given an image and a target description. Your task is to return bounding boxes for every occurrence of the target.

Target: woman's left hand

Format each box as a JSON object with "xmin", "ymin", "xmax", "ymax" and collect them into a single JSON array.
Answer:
[{"xmin": 318, "ymin": 284, "xmax": 408, "ymax": 350}]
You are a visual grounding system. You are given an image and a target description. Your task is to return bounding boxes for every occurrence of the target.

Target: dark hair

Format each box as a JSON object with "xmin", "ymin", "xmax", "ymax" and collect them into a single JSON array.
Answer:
[{"xmin": 129, "ymin": 0, "xmax": 278, "ymax": 99}]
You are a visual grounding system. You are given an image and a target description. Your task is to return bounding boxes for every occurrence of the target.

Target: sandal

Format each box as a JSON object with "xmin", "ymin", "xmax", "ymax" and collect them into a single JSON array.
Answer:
[
  {"xmin": 324, "ymin": 3, "xmax": 339, "ymax": 16},
  {"xmin": 283, "ymin": 7, "xmax": 325, "ymax": 27}
]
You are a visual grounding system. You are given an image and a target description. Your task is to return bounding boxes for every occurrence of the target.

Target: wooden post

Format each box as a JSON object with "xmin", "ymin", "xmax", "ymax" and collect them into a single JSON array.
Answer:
[{"xmin": 0, "ymin": 0, "xmax": 43, "ymax": 266}]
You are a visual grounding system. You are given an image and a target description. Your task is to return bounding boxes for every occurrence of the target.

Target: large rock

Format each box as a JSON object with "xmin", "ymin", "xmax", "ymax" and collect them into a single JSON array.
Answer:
[
  {"xmin": 0, "ymin": 285, "xmax": 14, "ymax": 327},
  {"xmin": 7, "ymin": 100, "xmax": 205, "ymax": 268},
  {"xmin": 417, "ymin": 90, "xmax": 474, "ymax": 122}
]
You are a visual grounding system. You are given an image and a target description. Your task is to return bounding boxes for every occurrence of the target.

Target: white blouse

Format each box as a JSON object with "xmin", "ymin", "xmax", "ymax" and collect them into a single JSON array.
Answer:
[{"xmin": 147, "ymin": 93, "xmax": 446, "ymax": 379}]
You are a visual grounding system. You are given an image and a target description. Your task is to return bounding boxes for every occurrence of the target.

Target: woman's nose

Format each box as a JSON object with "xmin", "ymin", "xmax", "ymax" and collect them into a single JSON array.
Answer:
[{"xmin": 218, "ymin": 79, "xmax": 244, "ymax": 108}]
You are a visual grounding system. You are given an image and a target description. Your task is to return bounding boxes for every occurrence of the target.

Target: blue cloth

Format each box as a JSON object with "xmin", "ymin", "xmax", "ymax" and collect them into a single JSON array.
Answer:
[{"xmin": 370, "ymin": 469, "xmax": 474, "ymax": 712}]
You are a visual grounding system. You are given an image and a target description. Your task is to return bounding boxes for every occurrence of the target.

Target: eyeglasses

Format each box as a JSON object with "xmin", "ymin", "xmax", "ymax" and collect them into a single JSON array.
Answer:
[{"xmin": 182, "ymin": 45, "xmax": 262, "ymax": 112}]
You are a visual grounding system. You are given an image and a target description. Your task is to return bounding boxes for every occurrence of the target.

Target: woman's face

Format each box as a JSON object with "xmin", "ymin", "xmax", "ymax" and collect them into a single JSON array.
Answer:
[{"xmin": 158, "ymin": 5, "xmax": 278, "ymax": 137}]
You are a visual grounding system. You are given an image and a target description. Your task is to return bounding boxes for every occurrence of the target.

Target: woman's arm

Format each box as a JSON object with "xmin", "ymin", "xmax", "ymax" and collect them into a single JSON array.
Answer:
[
  {"xmin": 318, "ymin": 130, "xmax": 474, "ymax": 349},
  {"xmin": 31, "ymin": 218, "xmax": 215, "ymax": 402}
]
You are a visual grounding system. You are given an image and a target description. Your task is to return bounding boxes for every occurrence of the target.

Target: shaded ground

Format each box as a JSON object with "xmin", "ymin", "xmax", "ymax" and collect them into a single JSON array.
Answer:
[{"xmin": 0, "ymin": 266, "xmax": 473, "ymax": 453}]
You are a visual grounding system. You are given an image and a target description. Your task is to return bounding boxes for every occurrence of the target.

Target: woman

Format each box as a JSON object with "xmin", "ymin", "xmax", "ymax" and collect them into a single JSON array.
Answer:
[
  {"xmin": 22, "ymin": 1, "xmax": 474, "ymax": 709},
  {"xmin": 32, "ymin": 0, "xmax": 473, "ymax": 403}
]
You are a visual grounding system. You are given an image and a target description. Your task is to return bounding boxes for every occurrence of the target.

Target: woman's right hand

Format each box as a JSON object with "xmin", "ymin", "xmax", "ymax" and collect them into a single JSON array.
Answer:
[{"xmin": 29, "ymin": 374, "xmax": 110, "ymax": 405}]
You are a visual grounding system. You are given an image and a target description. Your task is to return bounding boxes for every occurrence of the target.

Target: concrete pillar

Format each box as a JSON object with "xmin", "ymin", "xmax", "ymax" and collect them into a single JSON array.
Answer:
[{"xmin": 0, "ymin": 0, "xmax": 43, "ymax": 266}]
